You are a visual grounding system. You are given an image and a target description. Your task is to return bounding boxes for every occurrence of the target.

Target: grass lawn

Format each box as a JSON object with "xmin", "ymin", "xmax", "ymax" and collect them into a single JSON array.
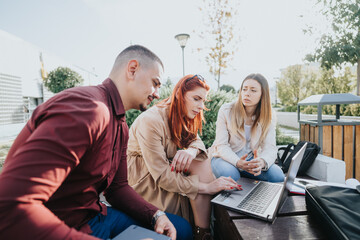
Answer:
[
  {"xmin": 278, "ymin": 124, "xmax": 299, "ymax": 131},
  {"xmin": 0, "ymin": 141, "xmax": 13, "ymax": 172}
]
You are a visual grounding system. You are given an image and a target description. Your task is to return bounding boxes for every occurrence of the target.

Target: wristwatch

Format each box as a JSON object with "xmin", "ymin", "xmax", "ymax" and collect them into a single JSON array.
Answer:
[{"xmin": 151, "ymin": 210, "xmax": 166, "ymax": 227}]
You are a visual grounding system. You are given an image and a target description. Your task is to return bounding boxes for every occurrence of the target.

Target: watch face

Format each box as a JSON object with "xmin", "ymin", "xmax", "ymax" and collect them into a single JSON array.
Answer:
[{"xmin": 152, "ymin": 211, "xmax": 166, "ymax": 227}]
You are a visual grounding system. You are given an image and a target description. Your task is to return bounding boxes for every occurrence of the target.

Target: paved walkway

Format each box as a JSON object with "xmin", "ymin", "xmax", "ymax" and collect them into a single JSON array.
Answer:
[
  {"xmin": 0, "ymin": 123, "xmax": 25, "ymax": 144},
  {"xmin": 276, "ymin": 111, "xmax": 360, "ymax": 129},
  {"xmin": 279, "ymin": 127, "xmax": 299, "ymax": 141}
]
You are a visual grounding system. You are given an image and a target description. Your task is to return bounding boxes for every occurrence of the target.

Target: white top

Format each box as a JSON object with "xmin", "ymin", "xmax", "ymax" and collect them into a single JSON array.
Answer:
[
  {"xmin": 208, "ymin": 101, "xmax": 277, "ymax": 167},
  {"xmin": 244, "ymin": 124, "xmax": 252, "ymax": 152}
]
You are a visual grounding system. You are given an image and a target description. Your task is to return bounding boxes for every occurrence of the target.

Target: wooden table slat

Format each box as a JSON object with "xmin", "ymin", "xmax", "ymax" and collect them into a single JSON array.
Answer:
[
  {"xmin": 233, "ymin": 215, "xmax": 326, "ymax": 240},
  {"xmin": 212, "ymin": 195, "xmax": 326, "ymax": 240}
]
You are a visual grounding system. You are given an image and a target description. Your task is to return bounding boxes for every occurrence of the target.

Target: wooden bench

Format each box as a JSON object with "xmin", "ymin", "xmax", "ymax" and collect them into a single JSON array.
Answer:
[{"xmin": 212, "ymin": 195, "xmax": 326, "ymax": 240}]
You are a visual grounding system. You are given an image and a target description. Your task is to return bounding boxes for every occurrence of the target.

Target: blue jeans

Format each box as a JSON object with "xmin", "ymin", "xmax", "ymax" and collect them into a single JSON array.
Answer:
[
  {"xmin": 211, "ymin": 154, "xmax": 284, "ymax": 182},
  {"xmin": 88, "ymin": 207, "xmax": 193, "ymax": 240}
]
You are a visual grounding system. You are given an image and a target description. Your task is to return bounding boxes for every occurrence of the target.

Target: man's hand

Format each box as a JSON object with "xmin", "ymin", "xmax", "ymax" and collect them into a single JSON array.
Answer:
[{"xmin": 154, "ymin": 213, "xmax": 177, "ymax": 240}]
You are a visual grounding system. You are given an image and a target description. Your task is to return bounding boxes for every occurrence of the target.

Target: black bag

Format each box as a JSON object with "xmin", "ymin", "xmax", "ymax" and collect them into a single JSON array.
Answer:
[
  {"xmin": 305, "ymin": 185, "xmax": 360, "ymax": 240},
  {"xmin": 276, "ymin": 141, "xmax": 320, "ymax": 176}
]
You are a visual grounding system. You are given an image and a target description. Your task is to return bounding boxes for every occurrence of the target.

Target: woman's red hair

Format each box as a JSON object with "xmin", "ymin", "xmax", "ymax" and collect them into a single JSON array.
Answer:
[{"xmin": 158, "ymin": 74, "xmax": 210, "ymax": 149}]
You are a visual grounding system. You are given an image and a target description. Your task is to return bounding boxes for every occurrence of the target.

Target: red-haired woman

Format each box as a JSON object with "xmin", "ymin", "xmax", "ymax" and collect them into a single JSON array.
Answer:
[{"xmin": 127, "ymin": 75, "xmax": 240, "ymax": 240}]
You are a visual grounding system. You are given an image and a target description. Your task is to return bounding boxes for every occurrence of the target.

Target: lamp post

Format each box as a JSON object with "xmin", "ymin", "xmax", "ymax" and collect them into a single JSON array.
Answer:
[{"xmin": 175, "ymin": 33, "xmax": 190, "ymax": 76}]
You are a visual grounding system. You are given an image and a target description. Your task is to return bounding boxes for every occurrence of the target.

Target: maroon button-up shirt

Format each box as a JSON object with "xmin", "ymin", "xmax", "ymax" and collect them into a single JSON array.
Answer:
[{"xmin": 0, "ymin": 79, "xmax": 158, "ymax": 239}]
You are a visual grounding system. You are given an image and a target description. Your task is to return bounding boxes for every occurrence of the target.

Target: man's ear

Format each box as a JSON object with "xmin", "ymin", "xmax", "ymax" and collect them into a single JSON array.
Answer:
[{"xmin": 126, "ymin": 60, "xmax": 139, "ymax": 80}]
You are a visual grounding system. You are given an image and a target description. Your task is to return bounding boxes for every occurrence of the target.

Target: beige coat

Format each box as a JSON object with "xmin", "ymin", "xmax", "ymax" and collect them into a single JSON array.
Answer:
[
  {"xmin": 127, "ymin": 105, "xmax": 207, "ymax": 221},
  {"xmin": 208, "ymin": 101, "xmax": 277, "ymax": 168}
]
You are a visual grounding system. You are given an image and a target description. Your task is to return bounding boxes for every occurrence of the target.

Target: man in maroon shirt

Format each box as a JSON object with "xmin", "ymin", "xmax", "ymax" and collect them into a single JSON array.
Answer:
[{"xmin": 0, "ymin": 45, "xmax": 192, "ymax": 240}]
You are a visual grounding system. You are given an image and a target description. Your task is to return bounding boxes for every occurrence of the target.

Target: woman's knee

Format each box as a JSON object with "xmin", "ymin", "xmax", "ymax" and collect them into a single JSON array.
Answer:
[
  {"xmin": 211, "ymin": 157, "xmax": 240, "ymax": 181},
  {"xmin": 266, "ymin": 164, "xmax": 285, "ymax": 182},
  {"xmin": 190, "ymin": 158, "xmax": 214, "ymax": 183},
  {"xmin": 165, "ymin": 213, "xmax": 193, "ymax": 240}
]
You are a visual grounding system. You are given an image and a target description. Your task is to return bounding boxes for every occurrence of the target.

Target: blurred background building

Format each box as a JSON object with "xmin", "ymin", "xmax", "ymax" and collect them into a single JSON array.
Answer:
[{"xmin": 0, "ymin": 29, "xmax": 98, "ymax": 126}]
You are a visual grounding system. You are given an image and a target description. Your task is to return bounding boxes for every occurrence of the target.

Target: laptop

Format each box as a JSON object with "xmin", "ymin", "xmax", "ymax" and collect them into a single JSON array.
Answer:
[
  {"xmin": 112, "ymin": 225, "xmax": 171, "ymax": 240},
  {"xmin": 211, "ymin": 142, "xmax": 307, "ymax": 223}
]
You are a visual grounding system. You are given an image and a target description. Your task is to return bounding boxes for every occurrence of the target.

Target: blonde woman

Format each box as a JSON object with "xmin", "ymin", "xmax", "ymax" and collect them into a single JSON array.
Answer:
[{"xmin": 210, "ymin": 73, "xmax": 284, "ymax": 182}]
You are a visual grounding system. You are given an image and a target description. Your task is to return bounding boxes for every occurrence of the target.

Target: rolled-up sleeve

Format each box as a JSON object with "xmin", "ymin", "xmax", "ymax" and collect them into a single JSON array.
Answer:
[
  {"xmin": 135, "ymin": 115, "xmax": 199, "ymax": 200},
  {"xmin": 188, "ymin": 134, "xmax": 208, "ymax": 161}
]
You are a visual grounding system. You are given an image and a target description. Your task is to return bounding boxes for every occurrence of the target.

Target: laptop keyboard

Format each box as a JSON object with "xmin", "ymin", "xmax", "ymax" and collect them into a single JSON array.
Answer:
[{"xmin": 237, "ymin": 182, "xmax": 281, "ymax": 214}]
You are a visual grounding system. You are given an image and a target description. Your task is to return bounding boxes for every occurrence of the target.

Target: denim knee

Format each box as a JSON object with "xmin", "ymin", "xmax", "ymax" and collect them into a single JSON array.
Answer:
[
  {"xmin": 165, "ymin": 212, "xmax": 193, "ymax": 240},
  {"xmin": 211, "ymin": 157, "xmax": 240, "ymax": 181},
  {"xmin": 266, "ymin": 164, "xmax": 285, "ymax": 182}
]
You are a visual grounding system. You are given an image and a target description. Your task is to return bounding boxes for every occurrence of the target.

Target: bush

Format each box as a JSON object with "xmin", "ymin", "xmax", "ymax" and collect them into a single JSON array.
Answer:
[
  {"xmin": 350, "ymin": 104, "xmax": 360, "ymax": 116},
  {"xmin": 126, "ymin": 87, "xmax": 300, "ymax": 148},
  {"xmin": 44, "ymin": 67, "xmax": 83, "ymax": 93},
  {"xmin": 284, "ymin": 105, "xmax": 297, "ymax": 112},
  {"xmin": 202, "ymin": 90, "xmax": 237, "ymax": 148},
  {"xmin": 126, "ymin": 88, "xmax": 237, "ymax": 148},
  {"xmin": 275, "ymin": 125, "xmax": 297, "ymax": 145}
]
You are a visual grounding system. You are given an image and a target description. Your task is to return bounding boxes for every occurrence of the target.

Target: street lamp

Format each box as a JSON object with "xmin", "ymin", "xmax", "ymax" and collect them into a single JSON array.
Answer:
[{"xmin": 174, "ymin": 33, "xmax": 190, "ymax": 76}]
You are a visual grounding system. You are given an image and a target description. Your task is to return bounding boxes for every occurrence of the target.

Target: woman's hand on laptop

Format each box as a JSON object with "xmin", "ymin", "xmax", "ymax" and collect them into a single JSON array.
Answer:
[{"xmin": 199, "ymin": 176, "xmax": 242, "ymax": 195}]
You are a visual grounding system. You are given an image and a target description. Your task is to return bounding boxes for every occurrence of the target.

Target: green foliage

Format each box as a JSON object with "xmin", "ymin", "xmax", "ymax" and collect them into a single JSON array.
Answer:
[
  {"xmin": 350, "ymin": 104, "xmax": 360, "ymax": 116},
  {"xmin": 278, "ymin": 64, "xmax": 356, "ymax": 112},
  {"xmin": 315, "ymin": 67, "xmax": 355, "ymax": 94},
  {"xmin": 44, "ymin": 67, "xmax": 83, "ymax": 93},
  {"xmin": 278, "ymin": 65, "xmax": 305, "ymax": 106},
  {"xmin": 307, "ymin": 0, "xmax": 360, "ymax": 68},
  {"xmin": 220, "ymin": 84, "xmax": 236, "ymax": 93},
  {"xmin": 275, "ymin": 125, "xmax": 297, "ymax": 145},
  {"xmin": 202, "ymin": 90, "xmax": 237, "ymax": 148},
  {"xmin": 283, "ymin": 105, "xmax": 298, "ymax": 112},
  {"xmin": 126, "ymin": 87, "xmax": 237, "ymax": 148},
  {"xmin": 197, "ymin": 0, "xmax": 240, "ymax": 90},
  {"xmin": 125, "ymin": 87, "xmax": 303, "ymax": 148},
  {"xmin": 306, "ymin": 0, "xmax": 360, "ymax": 94},
  {"xmin": 164, "ymin": 77, "xmax": 173, "ymax": 88},
  {"xmin": 301, "ymin": 104, "xmax": 360, "ymax": 116}
]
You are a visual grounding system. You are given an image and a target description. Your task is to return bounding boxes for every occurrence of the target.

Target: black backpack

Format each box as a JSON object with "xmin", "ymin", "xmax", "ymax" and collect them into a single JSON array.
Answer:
[{"xmin": 276, "ymin": 141, "xmax": 321, "ymax": 176}]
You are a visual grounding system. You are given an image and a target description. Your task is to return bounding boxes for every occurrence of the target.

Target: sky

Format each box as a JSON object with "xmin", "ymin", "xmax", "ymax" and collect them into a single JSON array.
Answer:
[{"xmin": 0, "ymin": 0, "xmax": 328, "ymax": 90}]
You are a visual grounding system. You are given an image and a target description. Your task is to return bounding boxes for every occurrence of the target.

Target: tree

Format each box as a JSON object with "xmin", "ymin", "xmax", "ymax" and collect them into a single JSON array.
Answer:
[
  {"xmin": 164, "ymin": 77, "xmax": 173, "ymax": 88},
  {"xmin": 219, "ymin": 84, "xmax": 236, "ymax": 93},
  {"xmin": 278, "ymin": 65, "xmax": 304, "ymax": 106},
  {"xmin": 44, "ymin": 67, "xmax": 83, "ymax": 93},
  {"xmin": 315, "ymin": 67, "xmax": 355, "ymax": 94},
  {"xmin": 305, "ymin": 0, "xmax": 360, "ymax": 95},
  {"xmin": 197, "ymin": 0, "xmax": 240, "ymax": 90}
]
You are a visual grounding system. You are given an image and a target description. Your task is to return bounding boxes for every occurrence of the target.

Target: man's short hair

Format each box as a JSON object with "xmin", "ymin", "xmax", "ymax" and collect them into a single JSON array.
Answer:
[{"xmin": 114, "ymin": 45, "xmax": 164, "ymax": 70}]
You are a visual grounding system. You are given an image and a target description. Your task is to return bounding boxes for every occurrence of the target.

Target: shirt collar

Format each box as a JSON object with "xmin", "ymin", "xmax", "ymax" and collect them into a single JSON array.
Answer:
[{"xmin": 102, "ymin": 78, "xmax": 125, "ymax": 116}]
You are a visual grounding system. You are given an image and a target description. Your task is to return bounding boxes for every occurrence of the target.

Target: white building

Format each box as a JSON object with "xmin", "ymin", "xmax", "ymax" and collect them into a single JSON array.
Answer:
[{"xmin": 0, "ymin": 29, "xmax": 98, "ymax": 125}]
